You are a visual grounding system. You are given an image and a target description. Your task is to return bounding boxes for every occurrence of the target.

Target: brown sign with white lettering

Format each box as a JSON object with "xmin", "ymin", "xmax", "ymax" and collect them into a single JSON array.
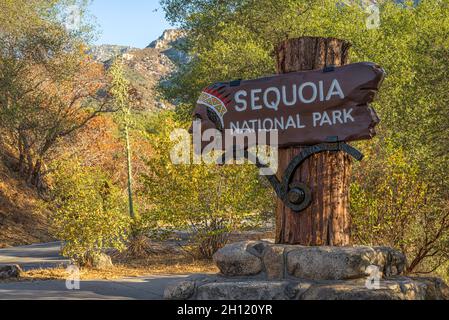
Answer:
[{"xmin": 193, "ymin": 62, "xmax": 385, "ymax": 148}]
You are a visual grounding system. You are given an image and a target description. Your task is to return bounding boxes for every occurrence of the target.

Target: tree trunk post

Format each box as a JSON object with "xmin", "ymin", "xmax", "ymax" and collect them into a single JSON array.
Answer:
[{"xmin": 275, "ymin": 37, "xmax": 352, "ymax": 246}]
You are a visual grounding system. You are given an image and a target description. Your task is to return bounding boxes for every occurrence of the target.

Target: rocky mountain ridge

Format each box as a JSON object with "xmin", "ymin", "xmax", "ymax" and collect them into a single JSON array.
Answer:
[
  {"xmin": 89, "ymin": 29, "xmax": 186, "ymax": 111},
  {"xmin": 89, "ymin": 44, "xmax": 137, "ymax": 63},
  {"xmin": 147, "ymin": 29, "xmax": 183, "ymax": 51}
]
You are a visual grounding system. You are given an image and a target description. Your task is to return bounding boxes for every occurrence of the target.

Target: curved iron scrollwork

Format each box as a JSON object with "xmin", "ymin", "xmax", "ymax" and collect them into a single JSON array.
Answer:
[{"xmin": 220, "ymin": 140, "xmax": 364, "ymax": 213}]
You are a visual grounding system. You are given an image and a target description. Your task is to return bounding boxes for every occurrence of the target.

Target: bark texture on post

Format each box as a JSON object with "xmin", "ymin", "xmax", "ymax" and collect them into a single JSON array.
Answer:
[{"xmin": 275, "ymin": 37, "xmax": 352, "ymax": 246}]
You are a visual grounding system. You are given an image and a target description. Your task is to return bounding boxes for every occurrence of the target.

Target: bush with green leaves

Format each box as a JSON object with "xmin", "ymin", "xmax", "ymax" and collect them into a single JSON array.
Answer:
[
  {"xmin": 159, "ymin": 0, "xmax": 449, "ymax": 275},
  {"xmin": 140, "ymin": 112, "xmax": 274, "ymax": 259},
  {"xmin": 351, "ymin": 139, "xmax": 449, "ymax": 275},
  {"xmin": 51, "ymin": 160, "xmax": 131, "ymax": 265}
]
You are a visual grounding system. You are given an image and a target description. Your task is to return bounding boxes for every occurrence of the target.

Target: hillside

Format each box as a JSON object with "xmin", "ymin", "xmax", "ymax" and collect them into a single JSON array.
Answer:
[
  {"xmin": 88, "ymin": 44, "xmax": 137, "ymax": 63},
  {"xmin": 0, "ymin": 29, "xmax": 185, "ymax": 248},
  {"xmin": 119, "ymin": 47, "xmax": 175, "ymax": 111},
  {"xmin": 147, "ymin": 29, "xmax": 188, "ymax": 65},
  {"xmin": 89, "ymin": 29, "xmax": 186, "ymax": 112},
  {"xmin": 0, "ymin": 152, "xmax": 54, "ymax": 248}
]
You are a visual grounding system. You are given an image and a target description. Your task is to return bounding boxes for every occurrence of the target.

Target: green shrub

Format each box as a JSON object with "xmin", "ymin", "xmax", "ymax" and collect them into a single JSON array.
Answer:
[
  {"xmin": 351, "ymin": 139, "xmax": 449, "ymax": 275},
  {"xmin": 140, "ymin": 112, "xmax": 274, "ymax": 259},
  {"xmin": 51, "ymin": 160, "xmax": 131, "ymax": 265},
  {"xmin": 160, "ymin": 0, "xmax": 449, "ymax": 277}
]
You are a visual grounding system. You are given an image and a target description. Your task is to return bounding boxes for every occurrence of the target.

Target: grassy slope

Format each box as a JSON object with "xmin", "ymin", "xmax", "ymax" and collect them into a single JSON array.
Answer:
[{"xmin": 0, "ymin": 157, "xmax": 54, "ymax": 248}]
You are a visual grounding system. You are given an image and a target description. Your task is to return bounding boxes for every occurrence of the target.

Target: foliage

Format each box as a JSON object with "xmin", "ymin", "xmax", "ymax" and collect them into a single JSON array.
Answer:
[
  {"xmin": 160, "ymin": 0, "xmax": 449, "ymax": 274},
  {"xmin": 0, "ymin": 0, "xmax": 112, "ymax": 190},
  {"xmin": 51, "ymin": 159, "xmax": 130, "ymax": 265},
  {"xmin": 140, "ymin": 111, "xmax": 273, "ymax": 258},
  {"xmin": 109, "ymin": 59, "xmax": 137, "ymax": 220},
  {"xmin": 351, "ymin": 139, "xmax": 449, "ymax": 274}
]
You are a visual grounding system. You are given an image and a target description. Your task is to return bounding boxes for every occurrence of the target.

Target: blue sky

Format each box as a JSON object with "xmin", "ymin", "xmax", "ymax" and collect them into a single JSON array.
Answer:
[{"xmin": 88, "ymin": 0, "xmax": 173, "ymax": 48}]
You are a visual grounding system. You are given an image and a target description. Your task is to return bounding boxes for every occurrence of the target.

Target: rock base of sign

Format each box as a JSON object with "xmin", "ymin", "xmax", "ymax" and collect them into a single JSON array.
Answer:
[
  {"xmin": 213, "ymin": 241, "xmax": 407, "ymax": 280},
  {"xmin": 165, "ymin": 241, "xmax": 449, "ymax": 300},
  {"xmin": 165, "ymin": 275, "xmax": 449, "ymax": 300}
]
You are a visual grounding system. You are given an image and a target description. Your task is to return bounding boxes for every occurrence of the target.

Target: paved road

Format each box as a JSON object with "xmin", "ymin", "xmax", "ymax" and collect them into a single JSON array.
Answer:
[
  {"xmin": 0, "ymin": 242, "xmax": 69, "ymax": 271},
  {"xmin": 0, "ymin": 275, "xmax": 188, "ymax": 300},
  {"xmin": 0, "ymin": 242, "xmax": 187, "ymax": 300}
]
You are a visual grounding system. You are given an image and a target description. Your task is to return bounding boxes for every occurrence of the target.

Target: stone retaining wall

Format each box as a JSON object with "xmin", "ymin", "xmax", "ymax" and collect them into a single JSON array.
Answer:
[
  {"xmin": 213, "ymin": 241, "xmax": 406, "ymax": 280},
  {"xmin": 165, "ymin": 241, "xmax": 449, "ymax": 300}
]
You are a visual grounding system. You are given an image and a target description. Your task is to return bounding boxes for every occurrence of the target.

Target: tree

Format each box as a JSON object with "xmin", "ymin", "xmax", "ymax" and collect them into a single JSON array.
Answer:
[
  {"xmin": 160, "ymin": 0, "xmax": 449, "ymax": 274},
  {"xmin": 51, "ymin": 158, "xmax": 130, "ymax": 266},
  {"xmin": 0, "ymin": 0, "xmax": 112, "ymax": 190},
  {"xmin": 351, "ymin": 139, "xmax": 449, "ymax": 275},
  {"xmin": 140, "ymin": 111, "xmax": 273, "ymax": 258}
]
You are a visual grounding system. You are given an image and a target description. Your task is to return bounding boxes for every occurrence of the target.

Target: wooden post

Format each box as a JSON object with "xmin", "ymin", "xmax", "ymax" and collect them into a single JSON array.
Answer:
[{"xmin": 275, "ymin": 37, "xmax": 352, "ymax": 246}]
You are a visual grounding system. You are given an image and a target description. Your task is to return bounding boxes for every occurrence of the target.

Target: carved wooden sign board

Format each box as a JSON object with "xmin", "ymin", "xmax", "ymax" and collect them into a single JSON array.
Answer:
[{"xmin": 193, "ymin": 62, "xmax": 385, "ymax": 148}]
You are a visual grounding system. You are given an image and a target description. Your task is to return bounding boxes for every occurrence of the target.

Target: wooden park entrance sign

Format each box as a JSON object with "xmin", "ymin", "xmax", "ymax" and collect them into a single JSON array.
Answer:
[
  {"xmin": 193, "ymin": 37, "xmax": 385, "ymax": 246},
  {"xmin": 196, "ymin": 62, "xmax": 383, "ymax": 146}
]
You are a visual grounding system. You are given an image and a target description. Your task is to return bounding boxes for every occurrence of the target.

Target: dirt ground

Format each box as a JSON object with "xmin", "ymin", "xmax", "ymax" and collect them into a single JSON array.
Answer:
[{"xmin": 0, "ymin": 156, "xmax": 54, "ymax": 248}]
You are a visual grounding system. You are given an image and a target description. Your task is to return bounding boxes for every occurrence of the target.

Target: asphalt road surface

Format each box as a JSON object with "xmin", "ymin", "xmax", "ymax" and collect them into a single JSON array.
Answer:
[
  {"xmin": 0, "ymin": 275, "xmax": 188, "ymax": 300},
  {"xmin": 0, "ymin": 242, "xmax": 187, "ymax": 300},
  {"xmin": 0, "ymin": 242, "xmax": 69, "ymax": 271}
]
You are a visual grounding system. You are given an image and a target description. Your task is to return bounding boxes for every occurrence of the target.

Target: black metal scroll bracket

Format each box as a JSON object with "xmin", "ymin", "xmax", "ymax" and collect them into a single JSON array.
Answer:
[
  {"xmin": 276, "ymin": 141, "xmax": 363, "ymax": 212},
  {"xmin": 220, "ymin": 138, "xmax": 364, "ymax": 213}
]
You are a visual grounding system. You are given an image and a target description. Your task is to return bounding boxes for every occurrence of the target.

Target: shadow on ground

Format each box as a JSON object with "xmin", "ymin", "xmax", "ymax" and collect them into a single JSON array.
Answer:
[
  {"xmin": 0, "ymin": 275, "xmax": 188, "ymax": 300},
  {"xmin": 0, "ymin": 242, "xmax": 69, "ymax": 271}
]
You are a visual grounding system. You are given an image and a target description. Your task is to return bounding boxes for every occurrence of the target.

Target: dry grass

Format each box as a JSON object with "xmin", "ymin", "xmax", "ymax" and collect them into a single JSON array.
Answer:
[
  {"xmin": 0, "ymin": 152, "xmax": 54, "ymax": 248},
  {"xmin": 18, "ymin": 253, "xmax": 218, "ymax": 282}
]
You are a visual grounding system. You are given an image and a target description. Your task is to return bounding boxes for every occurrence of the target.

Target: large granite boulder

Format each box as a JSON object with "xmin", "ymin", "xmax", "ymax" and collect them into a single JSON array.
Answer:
[
  {"xmin": 286, "ymin": 246, "xmax": 406, "ymax": 280},
  {"xmin": 87, "ymin": 253, "xmax": 114, "ymax": 270},
  {"xmin": 196, "ymin": 281, "xmax": 313, "ymax": 300},
  {"xmin": 213, "ymin": 242, "xmax": 264, "ymax": 276},
  {"xmin": 263, "ymin": 245, "xmax": 287, "ymax": 280},
  {"xmin": 164, "ymin": 281, "xmax": 196, "ymax": 300},
  {"xmin": 300, "ymin": 278, "xmax": 427, "ymax": 300},
  {"xmin": 0, "ymin": 265, "xmax": 22, "ymax": 280},
  {"xmin": 409, "ymin": 277, "xmax": 449, "ymax": 300}
]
